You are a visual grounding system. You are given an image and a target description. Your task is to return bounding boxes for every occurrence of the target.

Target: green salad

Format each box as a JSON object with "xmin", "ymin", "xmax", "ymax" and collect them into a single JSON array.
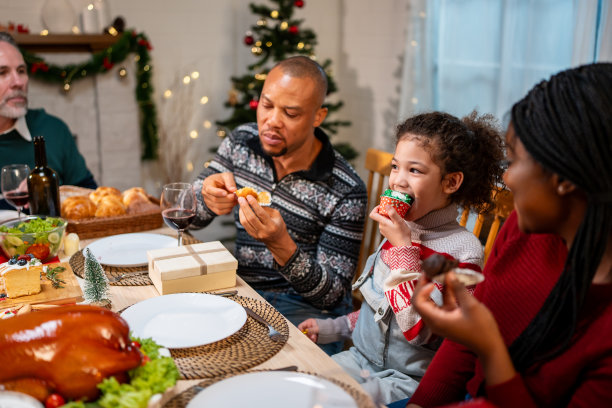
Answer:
[
  {"xmin": 0, "ymin": 216, "xmax": 65, "ymax": 259},
  {"xmin": 62, "ymin": 336, "xmax": 180, "ymax": 408}
]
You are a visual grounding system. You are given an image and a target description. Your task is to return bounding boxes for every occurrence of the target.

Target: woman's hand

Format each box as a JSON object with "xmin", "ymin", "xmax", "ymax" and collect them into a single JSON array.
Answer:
[
  {"xmin": 370, "ymin": 205, "xmax": 412, "ymax": 246},
  {"xmin": 412, "ymin": 272, "xmax": 517, "ymax": 385},
  {"xmin": 297, "ymin": 318, "xmax": 319, "ymax": 343}
]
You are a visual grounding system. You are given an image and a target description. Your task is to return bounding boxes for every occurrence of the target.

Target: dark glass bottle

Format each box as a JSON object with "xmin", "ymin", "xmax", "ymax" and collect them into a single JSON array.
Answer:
[{"xmin": 27, "ymin": 136, "xmax": 60, "ymax": 216}]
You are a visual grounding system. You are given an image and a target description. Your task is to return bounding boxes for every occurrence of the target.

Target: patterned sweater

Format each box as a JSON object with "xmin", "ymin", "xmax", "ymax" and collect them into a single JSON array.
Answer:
[{"xmin": 192, "ymin": 123, "xmax": 367, "ymax": 309}]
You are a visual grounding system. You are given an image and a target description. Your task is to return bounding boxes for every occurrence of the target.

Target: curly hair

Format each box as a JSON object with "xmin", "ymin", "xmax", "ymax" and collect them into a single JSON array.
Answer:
[{"xmin": 395, "ymin": 111, "xmax": 505, "ymax": 213}]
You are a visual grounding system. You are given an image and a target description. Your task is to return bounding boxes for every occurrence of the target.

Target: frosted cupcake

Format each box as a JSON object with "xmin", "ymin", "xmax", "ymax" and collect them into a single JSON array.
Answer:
[{"xmin": 378, "ymin": 189, "xmax": 414, "ymax": 219}]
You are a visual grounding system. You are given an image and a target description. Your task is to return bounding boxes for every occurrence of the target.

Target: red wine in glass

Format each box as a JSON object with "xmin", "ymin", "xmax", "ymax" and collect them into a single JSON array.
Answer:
[
  {"xmin": 160, "ymin": 182, "xmax": 197, "ymax": 246},
  {"xmin": 5, "ymin": 191, "xmax": 30, "ymax": 207},
  {"xmin": 162, "ymin": 208, "xmax": 196, "ymax": 230}
]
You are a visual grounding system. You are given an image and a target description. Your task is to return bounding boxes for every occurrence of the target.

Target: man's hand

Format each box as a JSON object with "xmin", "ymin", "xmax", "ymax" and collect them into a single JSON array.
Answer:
[
  {"xmin": 201, "ymin": 172, "xmax": 237, "ymax": 215},
  {"xmin": 297, "ymin": 318, "xmax": 319, "ymax": 343},
  {"xmin": 237, "ymin": 195, "xmax": 297, "ymax": 265},
  {"xmin": 370, "ymin": 205, "xmax": 412, "ymax": 246}
]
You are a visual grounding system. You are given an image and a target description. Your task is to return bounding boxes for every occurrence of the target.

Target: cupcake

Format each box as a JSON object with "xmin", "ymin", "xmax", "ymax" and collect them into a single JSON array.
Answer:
[{"xmin": 378, "ymin": 189, "xmax": 414, "ymax": 219}]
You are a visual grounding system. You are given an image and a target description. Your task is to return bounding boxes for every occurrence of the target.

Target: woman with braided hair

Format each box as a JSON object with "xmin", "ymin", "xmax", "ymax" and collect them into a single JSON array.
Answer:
[{"xmin": 408, "ymin": 62, "xmax": 612, "ymax": 407}]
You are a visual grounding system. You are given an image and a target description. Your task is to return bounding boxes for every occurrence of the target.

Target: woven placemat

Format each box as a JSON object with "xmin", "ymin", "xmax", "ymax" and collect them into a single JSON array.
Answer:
[
  {"xmin": 69, "ymin": 234, "xmax": 200, "ymax": 286},
  {"xmin": 162, "ymin": 369, "xmax": 375, "ymax": 408},
  {"xmin": 170, "ymin": 295, "xmax": 289, "ymax": 380}
]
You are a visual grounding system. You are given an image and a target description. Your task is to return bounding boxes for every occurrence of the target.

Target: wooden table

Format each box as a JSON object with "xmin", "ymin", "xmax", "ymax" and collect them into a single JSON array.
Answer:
[{"xmin": 69, "ymin": 228, "xmax": 367, "ymax": 405}]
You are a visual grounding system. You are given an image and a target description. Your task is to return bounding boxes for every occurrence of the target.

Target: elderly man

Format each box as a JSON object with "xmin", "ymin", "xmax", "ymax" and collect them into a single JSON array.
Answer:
[
  {"xmin": 193, "ymin": 56, "xmax": 367, "ymax": 354},
  {"xmin": 0, "ymin": 32, "xmax": 96, "ymax": 210}
]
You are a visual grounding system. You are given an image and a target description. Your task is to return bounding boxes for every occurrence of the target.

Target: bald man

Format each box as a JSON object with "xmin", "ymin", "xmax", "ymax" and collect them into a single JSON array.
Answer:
[{"xmin": 193, "ymin": 56, "xmax": 367, "ymax": 355}]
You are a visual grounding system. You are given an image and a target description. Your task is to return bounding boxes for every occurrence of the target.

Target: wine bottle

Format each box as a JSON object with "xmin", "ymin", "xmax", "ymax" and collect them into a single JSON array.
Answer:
[{"xmin": 27, "ymin": 136, "xmax": 60, "ymax": 216}]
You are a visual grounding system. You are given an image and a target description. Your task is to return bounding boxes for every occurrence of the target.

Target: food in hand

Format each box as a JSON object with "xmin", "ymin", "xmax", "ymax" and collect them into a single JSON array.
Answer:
[
  {"xmin": 421, "ymin": 253, "xmax": 485, "ymax": 285},
  {"xmin": 94, "ymin": 194, "xmax": 126, "ymax": 218},
  {"xmin": 378, "ymin": 189, "xmax": 414, "ymax": 218},
  {"xmin": 0, "ymin": 257, "xmax": 43, "ymax": 298},
  {"xmin": 0, "ymin": 305, "xmax": 143, "ymax": 402},
  {"xmin": 89, "ymin": 186, "xmax": 122, "ymax": 206},
  {"xmin": 61, "ymin": 195, "xmax": 97, "ymax": 219},
  {"xmin": 421, "ymin": 253, "xmax": 458, "ymax": 280},
  {"xmin": 0, "ymin": 216, "xmax": 66, "ymax": 261},
  {"xmin": 236, "ymin": 187, "xmax": 271, "ymax": 205}
]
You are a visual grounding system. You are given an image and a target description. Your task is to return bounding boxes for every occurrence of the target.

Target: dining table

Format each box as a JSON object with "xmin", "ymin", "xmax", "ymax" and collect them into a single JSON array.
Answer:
[{"xmin": 62, "ymin": 226, "xmax": 375, "ymax": 407}]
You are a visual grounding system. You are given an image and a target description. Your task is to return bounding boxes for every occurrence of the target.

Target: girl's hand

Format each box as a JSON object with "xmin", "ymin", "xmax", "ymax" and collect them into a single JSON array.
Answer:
[
  {"xmin": 370, "ymin": 205, "xmax": 412, "ymax": 246},
  {"xmin": 297, "ymin": 318, "xmax": 319, "ymax": 343},
  {"xmin": 412, "ymin": 271, "xmax": 502, "ymax": 357}
]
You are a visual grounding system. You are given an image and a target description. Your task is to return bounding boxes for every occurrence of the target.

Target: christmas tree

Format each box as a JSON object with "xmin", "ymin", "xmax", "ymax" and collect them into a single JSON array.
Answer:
[
  {"xmin": 83, "ymin": 248, "xmax": 111, "ymax": 307},
  {"xmin": 216, "ymin": 0, "xmax": 356, "ymax": 160}
]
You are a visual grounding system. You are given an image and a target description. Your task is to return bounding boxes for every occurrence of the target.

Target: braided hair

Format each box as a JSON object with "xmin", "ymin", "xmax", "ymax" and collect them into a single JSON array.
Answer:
[
  {"xmin": 395, "ymin": 111, "xmax": 505, "ymax": 213},
  {"xmin": 509, "ymin": 63, "xmax": 612, "ymax": 370}
]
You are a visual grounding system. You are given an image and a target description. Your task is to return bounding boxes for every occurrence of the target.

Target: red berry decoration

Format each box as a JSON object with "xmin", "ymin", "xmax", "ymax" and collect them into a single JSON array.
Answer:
[
  {"xmin": 288, "ymin": 25, "xmax": 299, "ymax": 34},
  {"xmin": 244, "ymin": 35, "xmax": 254, "ymax": 46},
  {"xmin": 45, "ymin": 394, "xmax": 66, "ymax": 408},
  {"xmin": 249, "ymin": 99, "xmax": 259, "ymax": 110},
  {"xmin": 295, "ymin": 0, "xmax": 304, "ymax": 7}
]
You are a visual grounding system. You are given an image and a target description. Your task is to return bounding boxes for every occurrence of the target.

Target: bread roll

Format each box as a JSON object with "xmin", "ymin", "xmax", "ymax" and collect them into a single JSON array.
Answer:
[
  {"xmin": 89, "ymin": 187, "xmax": 121, "ymax": 206},
  {"xmin": 94, "ymin": 195, "xmax": 126, "ymax": 218},
  {"xmin": 61, "ymin": 196, "xmax": 97, "ymax": 220},
  {"xmin": 122, "ymin": 189, "xmax": 157, "ymax": 214}
]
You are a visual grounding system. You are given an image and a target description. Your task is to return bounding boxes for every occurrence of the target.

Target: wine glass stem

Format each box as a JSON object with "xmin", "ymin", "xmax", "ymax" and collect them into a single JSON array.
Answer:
[
  {"xmin": 17, "ymin": 207, "xmax": 22, "ymax": 220},
  {"xmin": 177, "ymin": 229, "xmax": 184, "ymax": 246}
]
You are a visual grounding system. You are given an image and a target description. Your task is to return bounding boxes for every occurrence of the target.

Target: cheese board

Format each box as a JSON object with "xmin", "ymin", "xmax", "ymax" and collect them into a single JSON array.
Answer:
[{"xmin": 0, "ymin": 262, "xmax": 83, "ymax": 310}]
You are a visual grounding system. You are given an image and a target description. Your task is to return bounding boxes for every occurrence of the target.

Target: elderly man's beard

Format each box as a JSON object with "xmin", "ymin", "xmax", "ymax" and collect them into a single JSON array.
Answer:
[{"xmin": 0, "ymin": 91, "xmax": 28, "ymax": 119}]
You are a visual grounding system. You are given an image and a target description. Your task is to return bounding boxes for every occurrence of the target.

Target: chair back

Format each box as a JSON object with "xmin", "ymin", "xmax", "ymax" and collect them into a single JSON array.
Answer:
[
  {"xmin": 459, "ymin": 187, "xmax": 514, "ymax": 263},
  {"xmin": 355, "ymin": 148, "xmax": 393, "ymax": 279}
]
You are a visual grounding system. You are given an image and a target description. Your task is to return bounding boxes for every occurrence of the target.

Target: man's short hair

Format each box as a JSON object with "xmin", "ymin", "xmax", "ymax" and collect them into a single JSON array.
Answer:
[
  {"xmin": 0, "ymin": 32, "xmax": 19, "ymax": 49},
  {"xmin": 273, "ymin": 56, "xmax": 328, "ymax": 105}
]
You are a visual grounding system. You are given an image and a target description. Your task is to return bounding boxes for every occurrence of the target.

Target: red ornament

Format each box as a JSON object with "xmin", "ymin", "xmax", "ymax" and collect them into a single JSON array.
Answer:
[
  {"xmin": 244, "ymin": 35, "xmax": 254, "ymax": 46},
  {"xmin": 103, "ymin": 57, "xmax": 114, "ymax": 70},
  {"xmin": 30, "ymin": 61, "xmax": 49, "ymax": 74},
  {"xmin": 138, "ymin": 38, "xmax": 153, "ymax": 50},
  {"xmin": 249, "ymin": 100, "xmax": 259, "ymax": 110},
  {"xmin": 295, "ymin": 0, "xmax": 304, "ymax": 7},
  {"xmin": 288, "ymin": 25, "xmax": 299, "ymax": 34}
]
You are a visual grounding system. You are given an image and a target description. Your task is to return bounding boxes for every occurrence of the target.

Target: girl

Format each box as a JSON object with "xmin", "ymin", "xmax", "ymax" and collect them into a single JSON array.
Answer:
[
  {"xmin": 298, "ymin": 111, "xmax": 505, "ymax": 404},
  {"xmin": 411, "ymin": 63, "xmax": 612, "ymax": 407}
]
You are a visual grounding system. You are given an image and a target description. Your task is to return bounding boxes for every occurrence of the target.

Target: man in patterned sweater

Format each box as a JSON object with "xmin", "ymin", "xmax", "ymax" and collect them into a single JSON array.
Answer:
[{"xmin": 192, "ymin": 56, "xmax": 367, "ymax": 354}]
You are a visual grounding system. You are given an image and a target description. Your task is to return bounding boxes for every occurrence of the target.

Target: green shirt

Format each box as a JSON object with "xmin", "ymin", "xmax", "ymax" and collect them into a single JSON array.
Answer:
[{"xmin": 0, "ymin": 108, "xmax": 94, "ymax": 186}]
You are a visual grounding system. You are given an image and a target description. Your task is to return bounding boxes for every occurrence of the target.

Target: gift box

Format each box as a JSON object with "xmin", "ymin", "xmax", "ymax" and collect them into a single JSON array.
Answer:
[{"xmin": 147, "ymin": 241, "xmax": 238, "ymax": 295}]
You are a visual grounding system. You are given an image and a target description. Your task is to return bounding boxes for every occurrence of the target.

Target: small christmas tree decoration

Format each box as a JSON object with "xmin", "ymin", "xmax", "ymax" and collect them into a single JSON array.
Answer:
[
  {"xmin": 249, "ymin": 99, "xmax": 259, "ymax": 110},
  {"xmin": 228, "ymin": 88, "xmax": 239, "ymax": 106},
  {"xmin": 295, "ymin": 0, "xmax": 304, "ymax": 7},
  {"xmin": 118, "ymin": 66, "xmax": 128, "ymax": 79},
  {"xmin": 244, "ymin": 35, "xmax": 255, "ymax": 45},
  {"xmin": 83, "ymin": 248, "xmax": 111, "ymax": 309},
  {"xmin": 288, "ymin": 25, "xmax": 299, "ymax": 34}
]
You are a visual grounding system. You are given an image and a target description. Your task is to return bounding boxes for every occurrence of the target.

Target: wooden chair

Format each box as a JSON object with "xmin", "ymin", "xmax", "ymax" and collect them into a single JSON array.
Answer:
[
  {"xmin": 459, "ymin": 187, "xmax": 514, "ymax": 264},
  {"xmin": 354, "ymin": 148, "xmax": 394, "ymax": 287}
]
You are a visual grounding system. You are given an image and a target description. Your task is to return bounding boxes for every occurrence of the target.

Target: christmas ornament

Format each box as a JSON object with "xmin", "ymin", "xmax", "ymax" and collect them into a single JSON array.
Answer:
[
  {"xmin": 228, "ymin": 88, "xmax": 239, "ymax": 106},
  {"xmin": 102, "ymin": 56, "xmax": 113, "ymax": 70},
  {"xmin": 62, "ymin": 83, "xmax": 71, "ymax": 93},
  {"xmin": 249, "ymin": 99, "xmax": 259, "ymax": 110},
  {"xmin": 83, "ymin": 248, "xmax": 111, "ymax": 309},
  {"xmin": 289, "ymin": 25, "xmax": 299, "ymax": 34},
  {"xmin": 244, "ymin": 35, "xmax": 254, "ymax": 45},
  {"xmin": 295, "ymin": 0, "xmax": 304, "ymax": 7}
]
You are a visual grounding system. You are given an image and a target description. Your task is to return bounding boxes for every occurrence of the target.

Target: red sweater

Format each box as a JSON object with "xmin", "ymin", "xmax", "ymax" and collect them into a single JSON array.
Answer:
[{"xmin": 410, "ymin": 211, "xmax": 574, "ymax": 406}]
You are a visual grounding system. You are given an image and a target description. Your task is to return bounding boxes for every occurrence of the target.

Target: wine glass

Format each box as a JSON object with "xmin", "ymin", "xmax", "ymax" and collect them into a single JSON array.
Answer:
[
  {"xmin": 1, "ymin": 164, "xmax": 30, "ymax": 219},
  {"xmin": 160, "ymin": 182, "xmax": 197, "ymax": 246}
]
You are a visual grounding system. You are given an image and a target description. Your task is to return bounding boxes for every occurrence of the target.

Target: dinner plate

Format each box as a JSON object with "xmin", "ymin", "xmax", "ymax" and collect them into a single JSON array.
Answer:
[
  {"xmin": 186, "ymin": 371, "xmax": 357, "ymax": 408},
  {"xmin": 0, "ymin": 210, "xmax": 19, "ymax": 224},
  {"xmin": 85, "ymin": 233, "xmax": 176, "ymax": 267},
  {"xmin": 120, "ymin": 293, "xmax": 247, "ymax": 348}
]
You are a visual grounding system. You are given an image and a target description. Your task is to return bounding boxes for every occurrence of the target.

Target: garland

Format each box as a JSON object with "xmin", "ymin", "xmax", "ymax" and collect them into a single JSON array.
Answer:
[{"xmin": 21, "ymin": 30, "xmax": 158, "ymax": 160}]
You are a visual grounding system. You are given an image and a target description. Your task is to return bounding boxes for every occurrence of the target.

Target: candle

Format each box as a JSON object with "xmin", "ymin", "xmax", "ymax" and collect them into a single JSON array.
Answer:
[{"xmin": 63, "ymin": 232, "xmax": 80, "ymax": 257}]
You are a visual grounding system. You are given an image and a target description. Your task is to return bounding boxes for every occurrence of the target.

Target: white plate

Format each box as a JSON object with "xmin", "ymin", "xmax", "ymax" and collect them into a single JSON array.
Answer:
[
  {"xmin": 120, "ymin": 293, "xmax": 247, "ymax": 348},
  {"xmin": 187, "ymin": 371, "xmax": 357, "ymax": 408},
  {"xmin": 85, "ymin": 233, "xmax": 177, "ymax": 267}
]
